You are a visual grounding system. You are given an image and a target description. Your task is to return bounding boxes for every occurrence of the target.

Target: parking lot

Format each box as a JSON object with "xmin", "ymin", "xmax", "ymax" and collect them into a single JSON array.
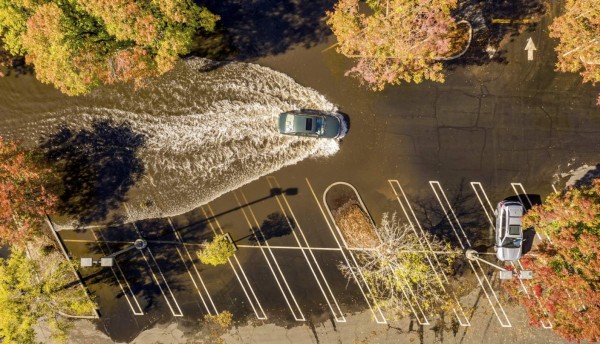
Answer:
[{"xmin": 59, "ymin": 174, "xmax": 561, "ymax": 342}]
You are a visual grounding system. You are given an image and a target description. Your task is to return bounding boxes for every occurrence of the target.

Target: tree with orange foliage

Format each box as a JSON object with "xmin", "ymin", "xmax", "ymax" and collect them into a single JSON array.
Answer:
[
  {"xmin": 0, "ymin": 137, "xmax": 57, "ymax": 247},
  {"xmin": 549, "ymin": 0, "xmax": 599, "ymax": 105},
  {"xmin": 0, "ymin": 0, "xmax": 218, "ymax": 95},
  {"xmin": 326, "ymin": 0, "xmax": 458, "ymax": 91},
  {"xmin": 502, "ymin": 179, "xmax": 600, "ymax": 342}
]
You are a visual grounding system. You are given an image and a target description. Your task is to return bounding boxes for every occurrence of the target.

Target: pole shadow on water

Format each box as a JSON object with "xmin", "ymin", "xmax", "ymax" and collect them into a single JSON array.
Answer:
[
  {"xmin": 40, "ymin": 119, "xmax": 146, "ymax": 225},
  {"xmin": 235, "ymin": 212, "xmax": 294, "ymax": 244},
  {"xmin": 193, "ymin": 0, "xmax": 336, "ymax": 61},
  {"xmin": 201, "ymin": 187, "xmax": 298, "ymax": 224}
]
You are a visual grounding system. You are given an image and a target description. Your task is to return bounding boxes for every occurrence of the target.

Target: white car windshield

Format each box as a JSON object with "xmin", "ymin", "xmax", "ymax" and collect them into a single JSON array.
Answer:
[{"xmin": 501, "ymin": 237, "xmax": 523, "ymax": 248}]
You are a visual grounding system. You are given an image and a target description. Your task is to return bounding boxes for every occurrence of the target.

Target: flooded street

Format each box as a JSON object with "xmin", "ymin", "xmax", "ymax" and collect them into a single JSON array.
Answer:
[
  {"xmin": 1, "ymin": 1, "xmax": 599, "ymax": 341},
  {"xmin": 0, "ymin": 58, "xmax": 338, "ymax": 225}
]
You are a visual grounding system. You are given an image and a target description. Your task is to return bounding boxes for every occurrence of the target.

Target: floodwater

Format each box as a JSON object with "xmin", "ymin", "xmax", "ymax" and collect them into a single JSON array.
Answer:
[{"xmin": 0, "ymin": 58, "xmax": 339, "ymax": 225}]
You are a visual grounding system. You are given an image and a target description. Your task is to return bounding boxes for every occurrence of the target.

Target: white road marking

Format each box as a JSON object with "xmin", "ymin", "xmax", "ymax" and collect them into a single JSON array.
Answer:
[
  {"xmin": 307, "ymin": 178, "xmax": 387, "ymax": 324},
  {"xmin": 124, "ymin": 204, "xmax": 184, "ymax": 317},
  {"xmin": 470, "ymin": 182, "xmax": 495, "ymax": 227},
  {"xmin": 471, "ymin": 182, "xmax": 552, "ymax": 329},
  {"xmin": 430, "ymin": 181, "xmax": 512, "ymax": 327},
  {"xmin": 525, "ymin": 37, "xmax": 537, "ymax": 61},
  {"xmin": 202, "ymin": 205, "xmax": 267, "ymax": 320},
  {"xmin": 236, "ymin": 245, "xmax": 341, "ymax": 251},
  {"xmin": 143, "ymin": 248, "xmax": 184, "ymax": 317},
  {"xmin": 389, "ymin": 180, "xmax": 470, "ymax": 327},
  {"xmin": 429, "ymin": 181, "xmax": 472, "ymax": 248},
  {"xmin": 92, "ymin": 230, "xmax": 144, "ymax": 315},
  {"xmin": 334, "ymin": 182, "xmax": 430, "ymax": 325},
  {"xmin": 166, "ymin": 217, "xmax": 218, "ymax": 315},
  {"xmin": 267, "ymin": 176, "xmax": 346, "ymax": 322},
  {"xmin": 234, "ymin": 190, "xmax": 305, "ymax": 321}
]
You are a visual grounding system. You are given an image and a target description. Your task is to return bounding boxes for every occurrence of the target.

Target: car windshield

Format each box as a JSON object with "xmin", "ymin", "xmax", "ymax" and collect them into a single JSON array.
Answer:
[
  {"xmin": 501, "ymin": 237, "xmax": 523, "ymax": 248},
  {"xmin": 508, "ymin": 225, "xmax": 521, "ymax": 235},
  {"xmin": 316, "ymin": 116, "xmax": 325, "ymax": 134}
]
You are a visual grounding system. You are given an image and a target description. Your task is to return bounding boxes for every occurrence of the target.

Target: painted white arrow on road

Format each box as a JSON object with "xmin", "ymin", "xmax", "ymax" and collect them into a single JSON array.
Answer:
[{"xmin": 525, "ymin": 37, "xmax": 537, "ymax": 61}]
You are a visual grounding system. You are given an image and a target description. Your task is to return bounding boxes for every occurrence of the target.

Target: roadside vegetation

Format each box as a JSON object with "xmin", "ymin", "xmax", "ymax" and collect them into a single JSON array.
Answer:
[
  {"xmin": 197, "ymin": 233, "xmax": 236, "ymax": 266},
  {"xmin": 203, "ymin": 311, "xmax": 233, "ymax": 344},
  {"xmin": 502, "ymin": 179, "xmax": 600, "ymax": 342},
  {"xmin": 0, "ymin": 0, "xmax": 218, "ymax": 95},
  {"xmin": 549, "ymin": 0, "xmax": 599, "ymax": 106},
  {"xmin": 335, "ymin": 205, "xmax": 460, "ymax": 319},
  {"xmin": 326, "ymin": 0, "xmax": 461, "ymax": 90},
  {"xmin": 0, "ymin": 137, "xmax": 57, "ymax": 247},
  {"xmin": 332, "ymin": 200, "xmax": 378, "ymax": 248},
  {"xmin": 0, "ymin": 137, "xmax": 96, "ymax": 343}
]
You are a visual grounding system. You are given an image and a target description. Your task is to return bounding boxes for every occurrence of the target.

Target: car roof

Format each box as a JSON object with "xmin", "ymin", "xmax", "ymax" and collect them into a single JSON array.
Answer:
[{"xmin": 280, "ymin": 112, "xmax": 318, "ymax": 134}]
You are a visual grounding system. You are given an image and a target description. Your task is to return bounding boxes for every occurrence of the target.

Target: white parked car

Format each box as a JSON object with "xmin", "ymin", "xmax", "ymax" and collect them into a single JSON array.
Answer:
[{"xmin": 494, "ymin": 201, "xmax": 525, "ymax": 261}]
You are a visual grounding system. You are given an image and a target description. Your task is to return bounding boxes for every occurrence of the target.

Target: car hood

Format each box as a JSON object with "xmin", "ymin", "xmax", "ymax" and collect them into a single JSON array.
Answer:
[
  {"xmin": 322, "ymin": 115, "xmax": 341, "ymax": 138},
  {"xmin": 497, "ymin": 247, "xmax": 522, "ymax": 261}
]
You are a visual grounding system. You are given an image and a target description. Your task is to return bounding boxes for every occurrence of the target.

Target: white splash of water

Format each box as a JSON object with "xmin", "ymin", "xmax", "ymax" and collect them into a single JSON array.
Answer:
[{"xmin": 2, "ymin": 58, "xmax": 340, "ymax": 223}]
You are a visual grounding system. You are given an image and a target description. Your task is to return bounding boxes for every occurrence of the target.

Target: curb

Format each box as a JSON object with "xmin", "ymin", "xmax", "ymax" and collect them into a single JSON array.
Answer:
[
  {"xmin": 438, "ymin": 20, "xmax": 473, "ymax": 61},
  {"xmin": 46, "ymin": 215, "xmax": 100, "ymax": 319}
]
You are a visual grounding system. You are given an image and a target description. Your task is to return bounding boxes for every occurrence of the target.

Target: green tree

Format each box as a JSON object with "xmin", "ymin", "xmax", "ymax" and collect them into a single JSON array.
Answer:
[
  {"xmin": 197, "ymin": 234, "xmax": 236, "ymax": 266},
  {"xmin": 338, "ymin": 213, "xmax": 459, "ymax": 319},
  {"xmin": 503, "ymin": 179, "xmax": 600, "ymax": 342},
  {"xmin": 0, "ymin": 137, "xmax": 57, "ymax": 247},
  {"xmin": 549, "ymin": 0, "xmax": 599, "ymax": 105},
  {"xmin": 0, "ymin": 249, "xmax": 97, "ymax": 343},
  {"xmin": 326, "ymin": 0, "xmax": 458, "ymax": 91},
  {"xmin": 0, "ymin": 0, "xmax": 219, "ymax": 95}
]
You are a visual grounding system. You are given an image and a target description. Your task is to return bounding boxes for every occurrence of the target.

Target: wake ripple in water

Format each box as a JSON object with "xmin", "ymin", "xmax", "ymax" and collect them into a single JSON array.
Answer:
[{"xmin": 3, "ymin": 58, "xmax": 339, "ymax": 224}]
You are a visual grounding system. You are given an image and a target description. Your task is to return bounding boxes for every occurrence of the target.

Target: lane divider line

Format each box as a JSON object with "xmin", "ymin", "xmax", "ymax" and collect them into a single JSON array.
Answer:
[
  {"xmin": 389, "ymin": 180, "xmax": 470, "ymax": 327},
  {"xmin": 315, "ymin": 180, "xmax": 388, "ymax": 324},
  {"xmin": 202, "ymin": 205, "xmax": 267, "ymax": 320},
  {"xmin": 124, "ymin": 204, "xmax": 183, "ymax": 317},
  {"xmin": 430, "ymin": 181, "xmax": 511, "ymax": 327},
  {"xmin": 234, "ymin": 190, "xmax": 305, "ymax": 321},
  {"xmin": 92, "ymin": 229, "xmax": 144, "ymax": 315},
  {"xmin": 470, "ymin": 182, "xmax": 552, "ymax": 329},
  {"xmin": 267, "ymin": 176, "xmax": 346, "ymax": 322}
]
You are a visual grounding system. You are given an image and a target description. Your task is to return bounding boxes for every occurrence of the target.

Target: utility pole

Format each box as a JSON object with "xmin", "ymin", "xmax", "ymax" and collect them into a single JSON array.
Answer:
[
  {"xmin": 465, "ymin": 249, "xmax": 532, "ymax": 280},
  {"xmin": 80, "ymin": 238, "xmax": 147, "ymax": 268}
]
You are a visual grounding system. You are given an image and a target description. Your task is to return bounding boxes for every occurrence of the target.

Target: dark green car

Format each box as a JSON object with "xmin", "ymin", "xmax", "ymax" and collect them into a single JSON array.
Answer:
[{"xmin": 278, "ymin": 110, "xmax": 346, "ymax": 139}]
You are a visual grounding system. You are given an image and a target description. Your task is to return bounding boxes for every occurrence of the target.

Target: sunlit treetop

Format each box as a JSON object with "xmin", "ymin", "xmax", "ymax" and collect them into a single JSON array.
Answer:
[
  {"xmin": 327, "ymin": 0, "xmax": 457, "ymax": 90},
  {"xmin": 0, "ymin": 0, "xmax": 219, "ymax": 95},
  {"xmin": 549, "ymin": 0, "xmax": 599, "ymax": 105}
]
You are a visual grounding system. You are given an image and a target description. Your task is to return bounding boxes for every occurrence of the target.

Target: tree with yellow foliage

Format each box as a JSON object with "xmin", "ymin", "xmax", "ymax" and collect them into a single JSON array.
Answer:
[{"xmin": 0, "ymin": 0, "xmax": 219, "ymax": 95}]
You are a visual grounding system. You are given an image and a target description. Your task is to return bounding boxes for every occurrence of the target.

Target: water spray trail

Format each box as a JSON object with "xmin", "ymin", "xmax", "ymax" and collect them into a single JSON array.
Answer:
[{"xmin": 0, "ymin": 58, "xmax": 340, "ymax": 224}]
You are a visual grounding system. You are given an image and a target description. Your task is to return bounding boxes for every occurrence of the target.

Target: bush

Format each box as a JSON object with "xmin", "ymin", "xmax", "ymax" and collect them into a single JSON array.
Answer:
[{"xmin": 197, "ymin": 234, "xmax": 236, "ymax": 266}]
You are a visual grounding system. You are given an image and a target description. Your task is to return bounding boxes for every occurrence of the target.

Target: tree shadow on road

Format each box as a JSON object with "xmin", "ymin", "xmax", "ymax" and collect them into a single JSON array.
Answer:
[
  {"xmin": 40, "ymin": 119, "xmax": 146, "ymax": 225},
  {"xmin": 411, "ymin": 179, "xmax": 490, "ymax": 278},
  {"xmin": 445, "ymin": 0, "xmax": 546, "ymax": 68},
  {"xmin": 192, "ymin": 0, "xmax": 335, "ymax": 61}
]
